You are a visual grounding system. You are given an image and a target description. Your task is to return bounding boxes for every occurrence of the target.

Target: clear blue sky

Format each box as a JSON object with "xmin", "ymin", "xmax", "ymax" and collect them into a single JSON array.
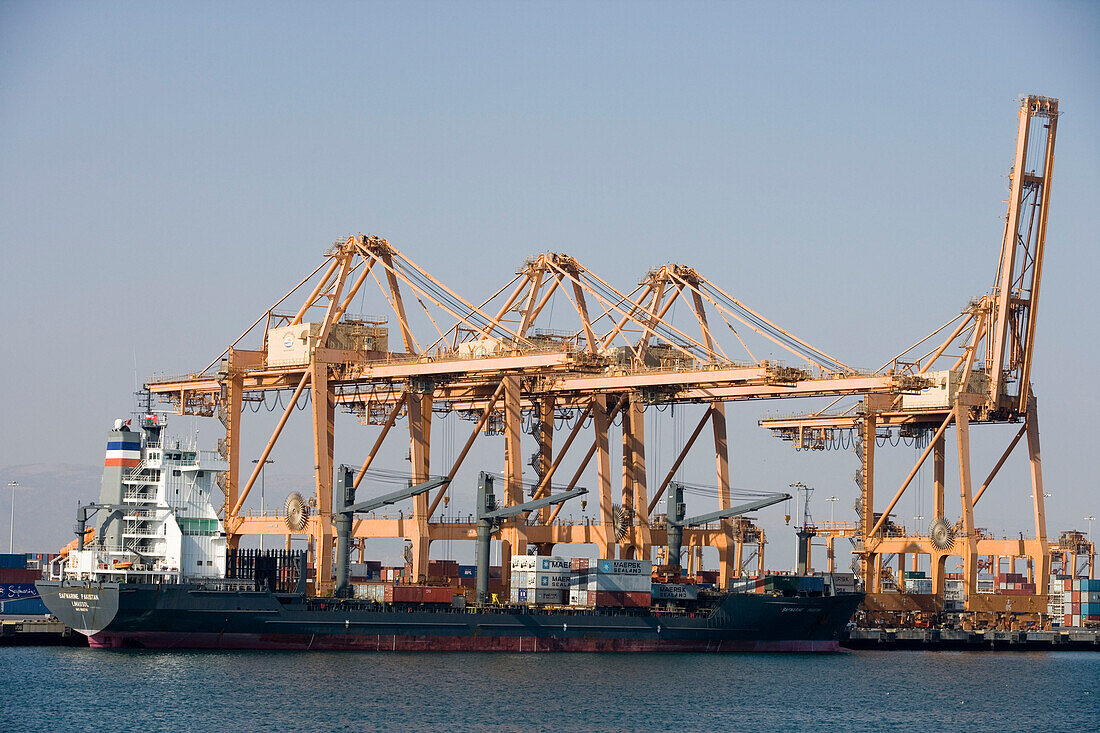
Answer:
[{"xmin": 1, "ymin": 1, "xmax": 1098, "ymax": 560}]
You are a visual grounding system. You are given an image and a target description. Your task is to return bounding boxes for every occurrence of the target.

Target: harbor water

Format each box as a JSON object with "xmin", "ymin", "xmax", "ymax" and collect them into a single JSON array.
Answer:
[{"xmin": 2, "ymin": 648, "xmax": 1097, "ymax": 731}]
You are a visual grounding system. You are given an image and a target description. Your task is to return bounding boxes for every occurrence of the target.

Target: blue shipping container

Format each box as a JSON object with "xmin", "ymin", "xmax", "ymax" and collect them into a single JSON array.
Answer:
[
  {"xmin": 0, "ymin": 554, "xmax": 26, "ymax": 570},
  {"xmin": 459, "ymin": 566, "xmax": 476, "ymax": 578},
  {"xmin": 797, "ymin": 576, "xmax": 826, "ymax": 592},
  {"xmin": 0, "ymin": 597, "xmax": 49, "ymax": 615}
]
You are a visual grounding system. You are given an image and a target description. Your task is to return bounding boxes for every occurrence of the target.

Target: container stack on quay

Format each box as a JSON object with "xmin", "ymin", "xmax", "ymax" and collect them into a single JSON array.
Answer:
[
  {"xmin": 994, "ymin": 572, "xmax": 1036, "ymax": 595},
  {"xmin": 1, "ymin": 553, "xmax": 50, "ymax": 616},
  {"xmin": 904, "ymin": 571, "xmax": 933, "ymax": 594},
  {"xmin": 1063, "ymin": 577, "xmax": 1100, "ymax": 628}
]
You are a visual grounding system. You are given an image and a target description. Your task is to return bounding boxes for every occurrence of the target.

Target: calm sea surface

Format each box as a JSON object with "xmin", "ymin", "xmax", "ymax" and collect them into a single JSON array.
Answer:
[{"xmin": 2, "ymin": 647, "xmax": 1098, "ymax": 732}]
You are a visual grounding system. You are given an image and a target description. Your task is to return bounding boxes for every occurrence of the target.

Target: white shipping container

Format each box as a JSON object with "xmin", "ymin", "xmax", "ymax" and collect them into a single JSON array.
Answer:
[
  {"xmin": 533, "ymin": 573, "xmax": 571, "ymax": 589},
  {"xmin": 352, "ymin": 583, "xmax": 386, "ymax": 602},
  {"xmin": 569, "ymin": 590, "xmax": 588, "ymax": 606},
  {"xmin": 510, "ymin": 570, "xmax": 529, "ymax": 589},
  {"xmin": 593, "ymin": 559, "xmax": 652, "ymax": 575},
  {"xmin": 511, "ymin": 555, "xmax": 571, "ymax": 572},
  {"xmin": 905, "ymin": 579, "xmax": 933, "ymax": 594}
]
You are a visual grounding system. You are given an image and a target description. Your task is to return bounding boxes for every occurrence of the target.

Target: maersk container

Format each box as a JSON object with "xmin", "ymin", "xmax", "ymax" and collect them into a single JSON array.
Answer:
[
  {"xmin": 595, "ymin": 559, "xmax": 651, "ymax": 575},
  {"xmin": 537, "ymin": 574, "xmax": 570, "ymax": 589},
  {"xmin": 651, "ymin": 583, "xmax": 698, "ymax": 601},
  {"xmin": 511, "ymin": 555, "xmax": 570, "ymax": 573},
  {"xmin": 572, "ymin": 573, "xmax": 651, "ymax": 593}
]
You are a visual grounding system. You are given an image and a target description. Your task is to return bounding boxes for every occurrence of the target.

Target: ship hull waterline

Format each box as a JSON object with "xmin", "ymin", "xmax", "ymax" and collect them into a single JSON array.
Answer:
[{"xmin": 37, "ymin": 580, "xmax": 861, "ymax": 653}]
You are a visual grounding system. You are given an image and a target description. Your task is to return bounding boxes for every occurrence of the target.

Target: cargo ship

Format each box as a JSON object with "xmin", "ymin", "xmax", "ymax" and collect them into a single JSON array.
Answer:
[{"xmin": 37, "ymin": 417, "xmax": 862, "ymax": 651}]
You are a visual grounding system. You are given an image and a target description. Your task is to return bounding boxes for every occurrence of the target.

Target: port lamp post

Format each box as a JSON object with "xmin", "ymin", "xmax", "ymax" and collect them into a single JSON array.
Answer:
[
  {"xmin": 252, "ymin": 459, "xmax": 274, "ymax": 551},
  {"xmin": 826, "ymin": 495, "xmax": 838, "ymax": 525},
  {"xmin": 8, "ymin": 480, "xmax": 19, "ymax": 554}
]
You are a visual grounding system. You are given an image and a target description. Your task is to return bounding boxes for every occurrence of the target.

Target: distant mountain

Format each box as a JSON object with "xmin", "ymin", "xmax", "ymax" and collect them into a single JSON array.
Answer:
[{"xmin": 0, "ymin": 463, "xmax": 102, "ymax": 554}]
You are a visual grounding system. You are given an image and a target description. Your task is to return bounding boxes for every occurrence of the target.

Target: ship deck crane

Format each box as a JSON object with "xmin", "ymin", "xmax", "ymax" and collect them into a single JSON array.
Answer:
[
  {"xmin": 476, "ymin": 472, "xmax": 587, "ymax": 604},
  {"xmin": 332, "ymin": 466, "xmax": 450, "ymax": 598},
  {"xmin": 665, "ymin": 483, "xmax": 789, "ymax": 575}
]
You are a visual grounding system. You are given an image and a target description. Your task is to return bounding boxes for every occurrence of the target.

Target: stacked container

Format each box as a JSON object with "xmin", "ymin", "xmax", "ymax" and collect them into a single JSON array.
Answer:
[
  {"xmin": 994, "ymin": 572, "xmax": 1036, "ymax": 595},
  {"xmin": 1047, "ymin": 576, "xmax": 1067, "ymax": 623},
  {"xmin": 904, "ymin": 572, "xmax": 933, "ymax": 594},
  {"xmin": 510, "ymin": 556, "xmax": 570, "ymax": 604},
  {"xmin": 569, "ymin": 558, "xmax": 652, "ymax": 607},
  {"xmin": 0, "ymin": 554, "xmax": 39, "ymax": 585},
  {"xmin": 1063, "ymin": 577, "xmax": 1100, "ymax": 627},
  {"xmin": 943, "ymin": 579, "xmax": 966, "ymax": 612}
]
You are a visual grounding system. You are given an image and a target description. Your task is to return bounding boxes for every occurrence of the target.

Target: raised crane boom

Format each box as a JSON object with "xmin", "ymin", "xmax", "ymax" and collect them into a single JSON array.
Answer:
[
  {"xmin": 660, "ymin": 482, "xmax": 792, "ymax": 572},
  {"xmin": 988, "ymin": 95, "xmax": 1059, "ymax": 416},
  {"xmin": 332, "ymin": 465, "xmax": 450, "ymax": 597},
  {"xmin": 666, "ymin": 483, "xmax": 790, "ymax": 574}
]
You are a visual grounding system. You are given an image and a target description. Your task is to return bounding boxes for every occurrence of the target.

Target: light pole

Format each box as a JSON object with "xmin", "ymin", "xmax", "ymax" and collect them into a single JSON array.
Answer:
[
  {"xmin": 252, "ymin": 459, "xmax": 274, "ymax": 551},
  {"xmin": 8, "ymin": 481, "xmax": 19, "ymax": 553},
  {"xmin": 1086, "ymin": 515, "xmax": 1096, "ymax": 545},
  {"xmin": 826, "ymin": 495, "xmax": 838, "ymax": 525}
]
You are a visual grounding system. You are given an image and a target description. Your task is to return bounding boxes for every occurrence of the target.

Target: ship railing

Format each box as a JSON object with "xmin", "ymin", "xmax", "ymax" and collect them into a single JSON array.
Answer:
[
  {"xmin": 122, "ymin": 527, "xmax": 161, "ymax": 537},
  {"xmin": 123, "ymin": 466, "xmax": 149, "ymax": 483}
]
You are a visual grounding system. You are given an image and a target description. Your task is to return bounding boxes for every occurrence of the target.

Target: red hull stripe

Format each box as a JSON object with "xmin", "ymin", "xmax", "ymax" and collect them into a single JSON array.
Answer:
[{"xmin": 88, "ymin": 631, "xmax": 843, "ymax": 653}]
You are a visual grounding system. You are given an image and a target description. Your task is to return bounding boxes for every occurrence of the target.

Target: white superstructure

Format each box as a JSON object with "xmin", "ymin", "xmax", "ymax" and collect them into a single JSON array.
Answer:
[{"xmin": 59, "ymin": 415, "xmax": 228, "ymax": 583}]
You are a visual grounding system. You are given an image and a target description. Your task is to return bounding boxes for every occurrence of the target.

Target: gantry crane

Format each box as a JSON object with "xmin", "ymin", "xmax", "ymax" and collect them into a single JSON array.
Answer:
[
  {"xmin": 145, "ymin": 97, "xmax": 1057, "ymax": 609},
  {"xmin": 761, "ymin": 95, "xmax": 1061, "ymax": 617}
]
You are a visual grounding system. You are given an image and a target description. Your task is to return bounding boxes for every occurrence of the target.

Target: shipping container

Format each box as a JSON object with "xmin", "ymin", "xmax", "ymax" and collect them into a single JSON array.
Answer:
[
  {"xmin": 586, "ymin": 590, "xmax": 652, "ymax": 608},
  {"xmin": 570, "ymin": 572, "xmax": 651, "ymax": 593},
  {"xmin": 651, "ymin": 583, "xmax": 698, "ymax": 601},
  {"xmin": 511, "ymin": 555, "xmax": 571, "ymax": 573},
  {"xmin": 352, "ymin": 583, "xmax": 387, "ymax": 602},
  {"xmin": 0, "ymin": 597, "xmax": 49, "ymax": 615},
  {"xmin": 0, "ymin": 568, "xmax": 39, "ymax": 584},
  {"xmin": 0, "ymin": 554, "xmax": 26, "ymax": 570},
  {"xmin": 384, "ymin": 585, "xmax": 454, "ymax": 604}
]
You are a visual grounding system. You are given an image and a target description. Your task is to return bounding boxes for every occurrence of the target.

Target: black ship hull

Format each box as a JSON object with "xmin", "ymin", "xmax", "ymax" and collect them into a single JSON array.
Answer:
[{"xmin": 37, "ymin": 580, "xmax": 861, "ymax": 652}]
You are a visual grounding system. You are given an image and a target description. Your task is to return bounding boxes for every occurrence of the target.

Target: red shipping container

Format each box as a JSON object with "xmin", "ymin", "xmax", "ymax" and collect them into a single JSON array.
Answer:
[
  {"xmin": 587, "ymin": 591, "xmax": 623, "ymax": 608},
  {"xmin": 385, "ymin": 584, "xmax": 454, "ymax": 604},
  {"xmin": 0, "ymin": 568, "xmax": 39, "ymax": 583},
  {"xmin": 623, "ymin": 591, "xmax": 652, "ymax": 608}
]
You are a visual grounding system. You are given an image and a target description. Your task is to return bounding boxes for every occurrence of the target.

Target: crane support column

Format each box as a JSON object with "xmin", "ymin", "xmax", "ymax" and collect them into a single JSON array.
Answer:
[{"xmin": 311, "ymin": 358, "xmax": 335, "ymax": 594}]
